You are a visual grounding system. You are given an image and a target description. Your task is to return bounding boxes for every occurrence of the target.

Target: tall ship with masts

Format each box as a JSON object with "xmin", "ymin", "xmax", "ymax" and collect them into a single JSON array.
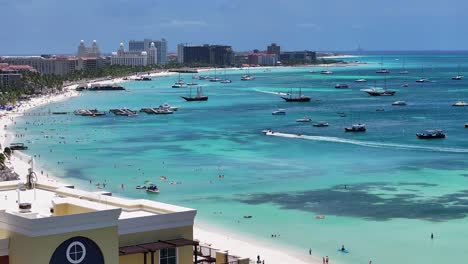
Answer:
[
  {"xmin": 181, "ymin": 87, "xmax": 208, "ymax": 101},
  {"xmin": 281, "ymin": 88, "xmax": 311, "ymax": 102}
]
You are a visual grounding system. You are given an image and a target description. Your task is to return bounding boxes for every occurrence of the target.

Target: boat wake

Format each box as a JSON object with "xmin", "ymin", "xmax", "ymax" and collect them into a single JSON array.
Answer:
[
  {"xmin": 253, "ymin": 89, "xmax": 289, "ymax": 96},
  {"xmin": 264, "ymin": 131, "xmax": 468, "ymax": 153}
]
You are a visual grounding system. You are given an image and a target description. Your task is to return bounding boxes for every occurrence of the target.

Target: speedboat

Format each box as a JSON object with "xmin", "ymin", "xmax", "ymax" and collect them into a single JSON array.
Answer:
[
  {"xmin": 376, "ymin": 69, "xmax": 390, "ymax": 74},
  {"xmin": 401, "ymin": 83, "xmax": 409, "ymax": 87},
  {"xmin": 320, "ymin": 70, "xmax": 333, "ymax": 75},
  {"xmin": 416, "ymin": 129, "xmax": 445, "ymax": 139},
  {"xmin": 272, "ymin": 109, "xmax": 286, "ymax": 115},
  {"xmin": 187, "ymin": 82, "xmax": 198, "ymax": 86},
  {"xmin": 220, "ymin": 79, "xmax": 232, "ymax": 83},
  {"xmin": 296, "ymin": 117, "xmax": 312, "ymax": 123},
  {"xmin": 452, "ymin": 101, "xmax": 468, "ymax": 107},
  {"xmin": 345, "ymin": 124, "xmax": 366, "ymax": 132},
  {"xmin": 416, "ymin": 78, "xmax": 429, "ymax": 83},
  {"xmin": 146, "ymin": 184, "xmax": 159, "ymax": 193},
  {"xmin": 465, "ymin": 124, "xmax": 468, "ymax": 128},
  {"xmin": 392, "ymin": 101, "xmax": 407, "ymax": 106},
  {"xmin": 335, "ymin": 83, "xmax": 349, "ymax": 89},
  {"xmin": 136, "ymin": 185, "xmax": 147, "ymax": 190},
  {"xmin": 313, "ymin": 121, "xmax": 329, "ymax": 127},
  {"xmin": 241, "ymin": 75, "xmax": 255, "ymax": 81},
  {"xmin": 355, "ymin": 79, "xmax": 367, "ymax": 82},
  {"xmin": 309, "ymin": 70, "xmax": 318, "ymax": 74},
  {"xmin": 159, "ymin": 103, "xmax": 179, "ymax": 111},
  {"xmin": 452, "ymin": 75, "xmax": 464, "ymax": 80}
]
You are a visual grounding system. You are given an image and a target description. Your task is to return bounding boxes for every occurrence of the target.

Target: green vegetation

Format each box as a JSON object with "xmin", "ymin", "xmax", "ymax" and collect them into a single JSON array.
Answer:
[{"xmin": 0, "ymin": 71, "xmax": 63, "ymax": 105}]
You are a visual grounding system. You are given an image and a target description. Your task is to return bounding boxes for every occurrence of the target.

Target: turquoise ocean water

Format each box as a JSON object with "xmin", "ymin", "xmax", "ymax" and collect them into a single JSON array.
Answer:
[{"xmin": 12, "ymin": 54, "xmax": 468, "ymax": 264}]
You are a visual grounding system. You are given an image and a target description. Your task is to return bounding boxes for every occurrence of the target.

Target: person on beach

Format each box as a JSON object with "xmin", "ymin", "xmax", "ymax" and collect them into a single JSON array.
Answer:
[
  {"xmin": 322, "ymin": 256, "xmax": 325, "ymax": 264},
  {"xmin": 325, "ymin": 256, "xmax": 329, "ymax": 264},
  {"xmin": 309, "ymin": 248, "xmax": 312, "ymax": 255}
]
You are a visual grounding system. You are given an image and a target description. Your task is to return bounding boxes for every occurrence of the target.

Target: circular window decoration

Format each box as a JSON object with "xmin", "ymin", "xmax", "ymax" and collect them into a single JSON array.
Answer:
[{"xmin": 66, "ymin": 241, "xmax": 86, "ymax": 264}]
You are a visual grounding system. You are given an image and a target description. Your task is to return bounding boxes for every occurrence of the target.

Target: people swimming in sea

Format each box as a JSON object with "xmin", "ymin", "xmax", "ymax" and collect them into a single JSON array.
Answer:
[{"xmin": 341, "ymin": 245, "xmax": 346, "ymax": 251}]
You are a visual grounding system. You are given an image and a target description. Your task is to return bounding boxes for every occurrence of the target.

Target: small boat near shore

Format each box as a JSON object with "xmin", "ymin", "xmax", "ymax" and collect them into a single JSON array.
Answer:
[
  {"xmin": 146, "ymin": 184, "xmax": 159, "ymax": 193},
  {"xmin": 345, "ymin": 124, "xmax": 366, "ymax": 132},
  {"xmin": 110, "ymin": 108, "xmax": 137, "ymax": 116},
  {"xmin": 135, "ymin": 76, "xmax": 152, "ymax": 81},
  {"xmin": 363, "ymin": 87, "xmax": 396, "ymax": 96},
  {"xmin": 355, "ymin": 79, "xmax": 367, "ymax": 83},
  {"xmin": 392, "ymin": 101, "xmax": 407, "ymax": 106},
  {"xmin": 320, "ymin": 70, "xmax": 333, "ymax": 75},
  {"xmin": 74, "ymin": 109, "xmax": 106, "ymax": 116},
  {"xmin": 416, "ymin": 129, "xmax": 445, "ymax": 139},
  {"xmin": 241, "ymin": 75, "xmax": 255, "ymax": 81},
  {"xmin": 9, "ymin": 143, "xmax": 28, "ymax": 150},
  {"xmin": 416, "ymin": 78, "xmax": 429, "ymax": 83}
]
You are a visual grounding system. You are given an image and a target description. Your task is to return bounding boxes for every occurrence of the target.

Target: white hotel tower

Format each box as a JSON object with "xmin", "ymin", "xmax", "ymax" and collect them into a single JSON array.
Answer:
[{"xmin": 111, "ymin": 42, "xmax": 157, "ymax": 67}]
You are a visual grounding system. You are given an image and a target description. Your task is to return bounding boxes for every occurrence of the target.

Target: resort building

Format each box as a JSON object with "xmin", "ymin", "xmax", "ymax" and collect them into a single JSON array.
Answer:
[
  {"xmin": 0, "ymin": 179, "xmax": 197, "ymax": 264},
  {"xmin": 177, "ymin": 44, "xmax": 186, "ymax": 64},
  {"xmin": 266, "ymin": 43, "xmax": 281, "ymax": 58},
  {"xmin": 0, "ymin": 64, "xmax": 36, "ymax": 87},
  {"xmin": 247, "ymin": 53, "xmax": 278, "ymax": 66},
  {"xmin": 182, "ymin": 45, "xmax": 233, "ymax": 66},
  {"xmin": 0, "ymin": 56, "xmax": 106, "ymax": 77},
  {"xmin": 129, "ymin": 39, "xmax": 168, "ymax": 65},
  {"xmin": 76, "ymin": 40, "xmax": 101, "ymax": 58},
  {"xmin": 111, "ymin": 42, "xmax": 157, "ymax": 67},
  {"xmin": 280, "ymin": 51, "xmax": 317, "ymax": 64}
]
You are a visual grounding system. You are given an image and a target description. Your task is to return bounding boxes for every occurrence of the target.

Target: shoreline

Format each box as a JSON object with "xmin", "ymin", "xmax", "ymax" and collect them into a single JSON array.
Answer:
[{"xmin": 1, "ymin": 68, "xmax": 331, "ymax": 264}]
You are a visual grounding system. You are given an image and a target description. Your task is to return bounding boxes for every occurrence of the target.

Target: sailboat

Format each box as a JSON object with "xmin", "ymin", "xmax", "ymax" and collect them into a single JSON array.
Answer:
[
  {"xmin": 172, "ymin": 73, "xmax": 187, "ymax": 88},
  {"xmin": 241, "ymin": 67, "xmax": 255, "ymax": 81},
  {"xmin": 281, "ymin": 88, "xmax": 311, "ymax": 102},
  {"xmin": 210, "ymin": 68, "xmax": 222, "ymax": 82},
  {"xmin": 376, "ymin": 57, "xmax": 390, "ymax": 74},
  {"xmin": 220, "ymin": 70, "xmax": 232, "ymax": 83},
  {"xmin": 363, "ymin": 78, "xmax": 396, "ymax": 96},
  {"xmin": 416, "ymin": 66, "xmax": 429, "ymax": 83},
  {"xmin": 181, "ymin": 87, "xmax": 208, "ymax": 101},
  {"xmin": 320, "ymin": 66, "xmax": 333, "ymax": 74},
  {"xmin": 399, "ymin": 58, "xmax": 409, "ymax": 74},
  {"xmin": 452, "ymin": 65, "xmax": 464, "ymax": 80}
]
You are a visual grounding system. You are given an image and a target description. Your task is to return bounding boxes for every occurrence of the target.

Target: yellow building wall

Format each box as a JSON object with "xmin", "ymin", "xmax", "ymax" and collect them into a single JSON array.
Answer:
[
  {"xmin": 119, "ymin": 225, "xmax": 193, "ymax": 264},
  {"xmin": 53, "ymin": 203, "xmax": 96, "ymax": 216},
  {"xmin": 8, "ymin": 226, "xmax": 119, "ymax": 264}
]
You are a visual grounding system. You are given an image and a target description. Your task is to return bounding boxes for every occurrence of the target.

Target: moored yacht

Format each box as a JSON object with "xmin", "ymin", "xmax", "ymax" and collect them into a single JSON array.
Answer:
[
  {"xmin": 313, "ymin": 121, "xmax": 329, "ymax": 127},
  {"xmin": 376, "ymin": 69, "xmax": 390, "ymax": 74},
  {"xmin": 241, "ymin": 75, "xmax": 255, "ymax": 81},
  {"xmin": 345, "ymin": 123, "xmax": 366, "ymax": 132},
  {"xmin": 416, "ymin": 78, "xmax": 429, "ymax": 83},
  {"xmin": 355, "ymin": 79, "xmax": 367, "ymax": 82},
  {"xmin": 320, "ymin": 70, "xmax": 333, "ymax": 75},
  {"xmin": 452, "ymin": 101, "xmax": 468, "ymax": 107},
  {"xmin": 363, "ymin": 87, "xmax": 396, "ymax": 96},
  {"xmin": 416, "ymin": 129, "xmax": 445, "ymax": 139},
  {"xmin": 452, "ymin": 75, "xmax": 464, "ymax": 80}
]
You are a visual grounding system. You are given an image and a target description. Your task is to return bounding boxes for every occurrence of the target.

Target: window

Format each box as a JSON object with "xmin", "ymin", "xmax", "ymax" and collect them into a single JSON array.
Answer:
[{"xmin": 160, "ymin": 248, "xmax": 177, "ymax": 264}]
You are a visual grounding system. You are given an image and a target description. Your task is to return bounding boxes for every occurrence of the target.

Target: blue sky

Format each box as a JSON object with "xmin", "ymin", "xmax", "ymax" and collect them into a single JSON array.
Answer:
[{"xmin": 1, "ymin": 0, "xmax": 467, "ymax": 54}]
